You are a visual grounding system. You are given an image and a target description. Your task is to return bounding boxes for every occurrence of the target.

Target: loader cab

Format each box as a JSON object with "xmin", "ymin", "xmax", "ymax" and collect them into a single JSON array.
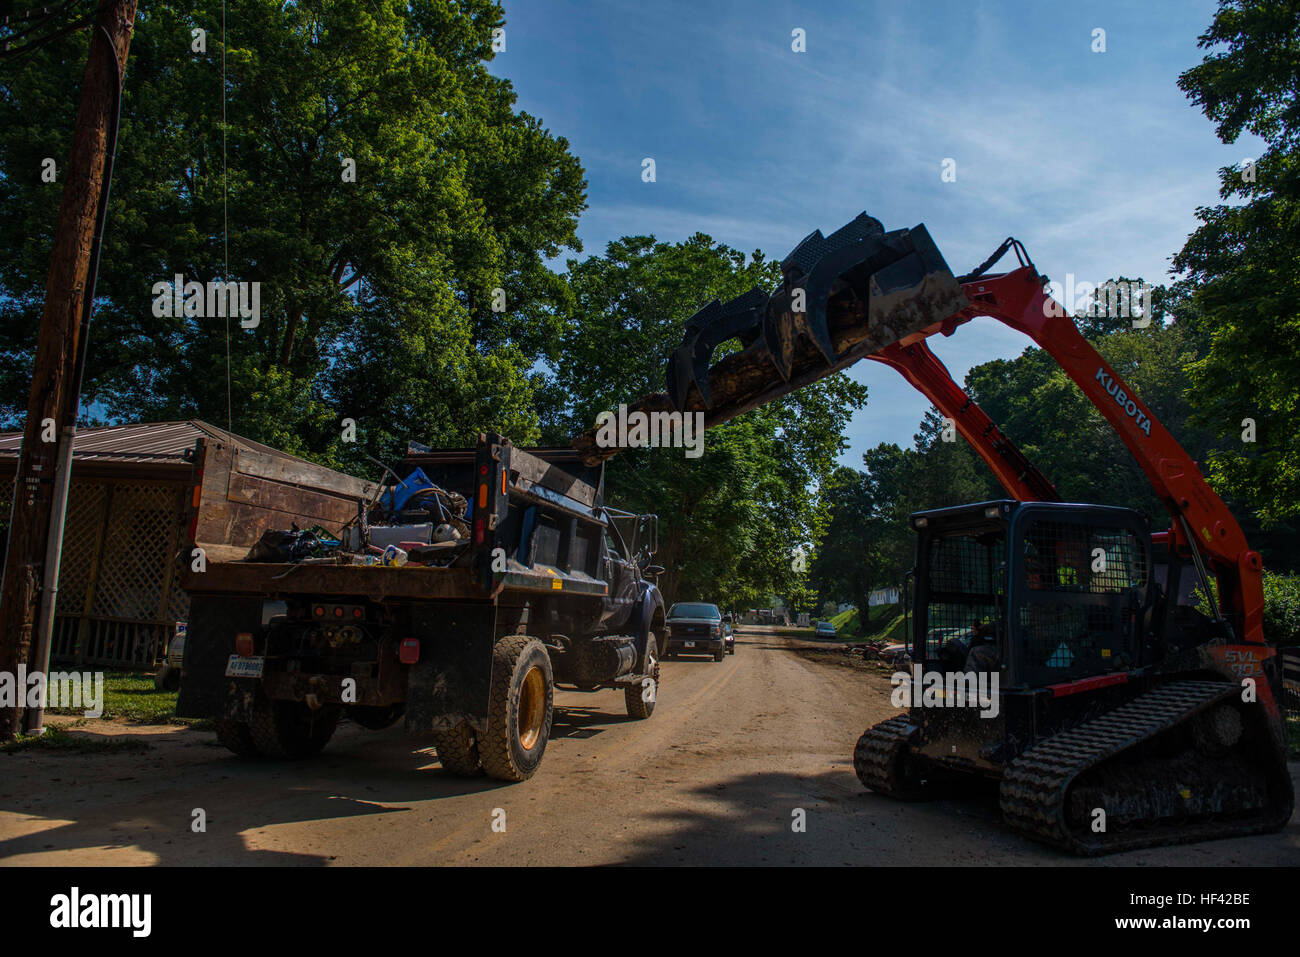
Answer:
[
  {"xmin": 907, "ymin": 500, "xmax": 1151, "ymax": 689},
  {"xmin": 905, "ymin": 500, "xmax": 1151, "ymax": 770},
  {"xmin": 1006, "ymin": 502, "xmax": 1150, "ymax": 689}
]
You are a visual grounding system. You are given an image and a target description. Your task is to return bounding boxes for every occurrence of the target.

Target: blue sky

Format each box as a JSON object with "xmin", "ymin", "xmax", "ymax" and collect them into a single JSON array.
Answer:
[{"xmin": 490, "ymin": 0, "xmax": 1254, "ymax": 467}]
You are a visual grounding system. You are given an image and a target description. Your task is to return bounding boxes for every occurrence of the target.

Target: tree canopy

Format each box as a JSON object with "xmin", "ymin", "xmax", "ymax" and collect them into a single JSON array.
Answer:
[
  {"xmin": 0, "ymin": 0, "xmax": 586, "ymax": 467},
  {"xmin": 4, "ymin": 0, "xmax": 1298, "ymax": 616},
  {"xmin": 546, "ymin": 233, "xmax": 867, "ymax": 611},
  {"xmin": 1174, "ymin": 0, "xmax": 1300, "ymax": 526}
]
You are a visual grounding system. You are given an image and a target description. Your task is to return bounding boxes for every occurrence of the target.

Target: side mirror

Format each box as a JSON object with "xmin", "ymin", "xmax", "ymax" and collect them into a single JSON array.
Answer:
[{"xmin": 644, "ymin": 565, "xmax": 665, "ymax": 576}]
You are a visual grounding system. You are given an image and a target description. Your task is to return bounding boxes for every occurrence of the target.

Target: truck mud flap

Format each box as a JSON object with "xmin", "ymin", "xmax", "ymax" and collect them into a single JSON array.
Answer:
[
  {"xmin": 176, "ymin": 595, "xmax": 264, "ymax": 719},
  {"xmin": 405, "ymin": 602, "xmax": 496, "ymax": 733}
]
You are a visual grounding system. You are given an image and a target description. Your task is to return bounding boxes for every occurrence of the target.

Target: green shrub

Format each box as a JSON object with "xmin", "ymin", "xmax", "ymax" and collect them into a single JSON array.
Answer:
[{"xmin": 1262, "ymin": 573, "xmax": 1300, "ymax": 646}]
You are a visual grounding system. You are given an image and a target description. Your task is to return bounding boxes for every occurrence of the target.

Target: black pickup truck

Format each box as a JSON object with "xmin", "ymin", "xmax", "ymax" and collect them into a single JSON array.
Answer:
[
  {"xmin": 665, "ymin": 602, "xmax": 726, "ymax": 662},
  {"xmin": 176, "ymin": 432, "xmax": 665, "ymax": 782}
]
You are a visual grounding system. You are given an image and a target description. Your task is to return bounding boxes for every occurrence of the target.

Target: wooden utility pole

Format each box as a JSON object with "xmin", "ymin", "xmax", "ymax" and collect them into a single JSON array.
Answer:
[{"xmin": 0, "ymin": 0, "xmax": 137, "ymax": 740}]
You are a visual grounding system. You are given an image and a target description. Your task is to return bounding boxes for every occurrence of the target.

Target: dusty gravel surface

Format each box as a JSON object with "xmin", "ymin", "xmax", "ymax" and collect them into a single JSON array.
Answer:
[{"xmin": 1, "ymin": 627, "xmax": 1297, "ymax": 866}]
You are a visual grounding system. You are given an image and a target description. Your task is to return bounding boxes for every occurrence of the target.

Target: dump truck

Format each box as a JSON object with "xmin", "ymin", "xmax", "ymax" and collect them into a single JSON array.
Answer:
[
  {"xmin": 577, "ymin": 211, "xmax": 1294, "ymax": 853},
  {"xmin": 176, "ymin": 432, "xmax": 664, "ymax": 781}
]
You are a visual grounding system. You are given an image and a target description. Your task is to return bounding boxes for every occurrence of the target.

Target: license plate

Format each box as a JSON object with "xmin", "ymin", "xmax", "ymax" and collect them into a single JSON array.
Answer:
[
  {"xmin": 684, "ymin": 641, "xmax": 695, "ymax": 648},
  {"xmin": 225, "ymin": 655, "xmax": 264, "ymax": 679}
]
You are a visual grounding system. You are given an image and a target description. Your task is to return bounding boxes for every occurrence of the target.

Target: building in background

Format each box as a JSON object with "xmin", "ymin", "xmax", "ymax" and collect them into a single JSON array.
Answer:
[{"xmin": 0, "ymin": 421, "xmax": 370, "ymax": 669}]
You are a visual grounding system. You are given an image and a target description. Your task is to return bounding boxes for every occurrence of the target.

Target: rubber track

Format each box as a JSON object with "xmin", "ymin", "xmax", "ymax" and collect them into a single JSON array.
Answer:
[
  {"xmin": 999, "ymin": 680, "xmax": 1268, "ymax": 854},
  {"xmin": 853, "ymin": 715, "xmax": 919, "ymax": 798}
]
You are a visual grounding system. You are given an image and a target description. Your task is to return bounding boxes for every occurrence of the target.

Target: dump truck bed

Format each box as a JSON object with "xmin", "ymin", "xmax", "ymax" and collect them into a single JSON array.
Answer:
[
  {"xmin": 180, "ymin": 433, "xmax": 614, "ymax": 603},
  {"xmin": 182, "ymin": 559, "xmax": 610, "ymax": 601}
]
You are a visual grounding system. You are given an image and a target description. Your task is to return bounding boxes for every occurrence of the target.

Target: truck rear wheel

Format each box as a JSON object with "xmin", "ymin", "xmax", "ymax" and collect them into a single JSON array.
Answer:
[
  {"xmin": 431, "ymin": 722, "xmax": 483, "ymax": 777},
  {"xmin": 624, "ymin": 632, "xmax": 659, "ymax": 720},
  {"xmin": 249, "ymin": 696, "xmax": 340, "ymax": 759},
  {"xmin": 348, "ymin": 704, "xmax": 404, "ymax": 730},
  {"xmin": 214, "ymin": 718, "xmax": 259, "ymax": 757},
  {"xmin": 480, "ymin": 635, "xmax": 553, "ymax": 782}
]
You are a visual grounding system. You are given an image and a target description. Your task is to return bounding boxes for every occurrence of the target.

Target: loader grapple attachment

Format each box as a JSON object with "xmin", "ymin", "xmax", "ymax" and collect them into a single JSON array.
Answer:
[
  {"xmin": 664, "ymin": 212, "xmax": 968, "ymax": 419},
  {"xmin": 669, "ymin": 287, "xmax": 769, "ymax": 410}
]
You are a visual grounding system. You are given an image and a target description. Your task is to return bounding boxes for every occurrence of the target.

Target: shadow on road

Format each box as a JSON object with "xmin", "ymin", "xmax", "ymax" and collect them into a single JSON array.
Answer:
[
  {"xmin": 0, "ymin": 722, "xmax": 515, "ymax": 865},
  {"xmin": 610, "ymin": 767, "xmax": 1047, "ymax": 866},
  {"xmin": 551, "ymin": 706, "xmax": 633, "ymax": 740}
]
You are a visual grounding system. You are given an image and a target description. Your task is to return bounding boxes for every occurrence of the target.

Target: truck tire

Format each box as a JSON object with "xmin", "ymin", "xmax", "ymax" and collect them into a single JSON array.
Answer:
[
  {"xmin": 713, "ymin": 645, "xmax": 725, "ymax": 662},
  {"xmin": 479, "ymin": 635, "xmax": 553, "ymax": 782},
  {"xmin": 214, "ymin": 718, "xmax": 259, "ymax": 757},
  {"xmin": 431, "ymin": 722, "xmax": 483, "ymax": 777},
  {"xmin": 624, "ymin": 631, "xmax": 660, "ymax": 720},
  {"xmin": 249, "ymin": 696, "xmax": 340, "ymax": 759},
  {"xmin": 348, "ymin": 704, "xmax": 404, "ymax": 730}
]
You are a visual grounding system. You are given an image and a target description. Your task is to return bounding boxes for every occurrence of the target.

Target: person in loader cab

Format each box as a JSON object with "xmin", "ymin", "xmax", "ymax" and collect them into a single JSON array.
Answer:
[
  {"xmin": 938, "ymin": 618, "xmax": 1002, "ymax": 674},
  {"xmin": 1055, "ymin": 540, "xmax": 1088, "ymax": 591},
  {"xmin": 964, "ymin": 619, "xmax": 1001, "ymax": 673}
]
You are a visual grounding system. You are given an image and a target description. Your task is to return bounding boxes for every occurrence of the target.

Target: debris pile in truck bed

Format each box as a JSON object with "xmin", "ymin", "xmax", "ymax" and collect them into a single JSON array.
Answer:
[{"xmin": 242, "ymin": 467, "xmax": 471, "ymax": 568}]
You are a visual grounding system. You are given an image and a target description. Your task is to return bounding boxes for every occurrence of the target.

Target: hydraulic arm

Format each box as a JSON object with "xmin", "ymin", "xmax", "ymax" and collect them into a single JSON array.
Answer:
[{"xmin": 571, "ymin": 212, "xmax": 1264, "ymax": 649}]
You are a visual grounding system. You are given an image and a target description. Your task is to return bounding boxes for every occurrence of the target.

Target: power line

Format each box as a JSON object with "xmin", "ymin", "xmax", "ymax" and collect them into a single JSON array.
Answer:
[{"xmin": 223, "ymin": 0, "xmax": 230, "ymax": 435}]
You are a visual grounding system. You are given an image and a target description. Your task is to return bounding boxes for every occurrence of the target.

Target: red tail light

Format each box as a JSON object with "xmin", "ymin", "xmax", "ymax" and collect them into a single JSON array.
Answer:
[
  {"xmin": 235, "ymin": 632, "xmax": 255, "ymax": 657},
  {"xmin": 399, "ymin": 638, "xmax": 420, "ymax": 664},
  {"xmin": 186, "ymin": 470, "xmax": 204, "ymax": 542}
]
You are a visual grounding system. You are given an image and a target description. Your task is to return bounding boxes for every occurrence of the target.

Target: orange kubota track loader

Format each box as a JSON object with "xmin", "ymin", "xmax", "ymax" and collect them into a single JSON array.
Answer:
[{"xmin": 573, "ymin": 214, "xmax": 1294, "ymax": 854}]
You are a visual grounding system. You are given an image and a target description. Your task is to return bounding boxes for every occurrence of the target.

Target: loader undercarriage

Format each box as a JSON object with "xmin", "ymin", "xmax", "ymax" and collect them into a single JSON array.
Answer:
[{"xmin": 856, "ymin": 680, "xmax": 1292, "ymax": 854}]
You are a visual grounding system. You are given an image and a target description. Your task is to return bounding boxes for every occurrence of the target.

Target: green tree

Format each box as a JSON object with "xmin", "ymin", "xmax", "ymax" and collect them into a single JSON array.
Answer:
[
  {"xmin": 810, "ymin": 411, "xmax": 1000, "ymax": 617},
  {"xmin": 810, "ymin": 464, "xmax": 901, "ymax": 616},
  {"xmin": 0, "ymin": 0, "xmax": 585, "ymax": 467},
  {"xmin": 1174, "ymin": 0, "xmax": 1300, "ymax": 525},
  {"xmin": 549, "ymin": 234, "xmax": 867, "ymax": 609}
]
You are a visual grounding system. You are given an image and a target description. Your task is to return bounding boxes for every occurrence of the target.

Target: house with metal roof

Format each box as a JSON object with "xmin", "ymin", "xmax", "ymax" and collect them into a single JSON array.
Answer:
[{"xmin": 0, "ymin": 420, "xmax": 348, "ymax": 669}]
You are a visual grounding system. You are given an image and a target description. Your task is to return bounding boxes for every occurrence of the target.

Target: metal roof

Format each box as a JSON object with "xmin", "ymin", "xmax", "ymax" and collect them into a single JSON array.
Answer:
[{"xmin": 0, "ymin": 420, "xmax": 296, "ymax": 465}]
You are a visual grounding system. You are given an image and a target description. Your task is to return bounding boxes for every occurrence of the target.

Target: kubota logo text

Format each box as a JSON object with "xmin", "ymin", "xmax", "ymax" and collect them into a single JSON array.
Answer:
[{"xmin": 1095, "ymin": 368, "xmax": 1152, "ymax": 436}]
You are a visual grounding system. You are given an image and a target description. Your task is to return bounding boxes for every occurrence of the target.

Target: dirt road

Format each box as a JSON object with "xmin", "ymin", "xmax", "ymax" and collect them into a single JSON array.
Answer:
[{"xmin": 2, "ymin": 630, "xmax": 1297, "ymax": 866}]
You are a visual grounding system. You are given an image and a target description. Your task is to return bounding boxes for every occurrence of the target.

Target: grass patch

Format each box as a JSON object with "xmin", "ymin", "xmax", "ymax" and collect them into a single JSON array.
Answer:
[
  {"xmin": 829, "ymin": 607, "xmax": 862, "ymax": 637},
  {"xmin": 829, "ymin": 604, "xmax": 904, "ymax": 643},
  {"xmin": 1, "ymin": 724, "xmax": 151, "ymax": 755},
  {"xmin": 47, "ymin": 671, "xmax": 188, "ymax": 725},
  {"xmin": 869, "ymin": 613, "xmax": 907, "ymax": 644}
]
